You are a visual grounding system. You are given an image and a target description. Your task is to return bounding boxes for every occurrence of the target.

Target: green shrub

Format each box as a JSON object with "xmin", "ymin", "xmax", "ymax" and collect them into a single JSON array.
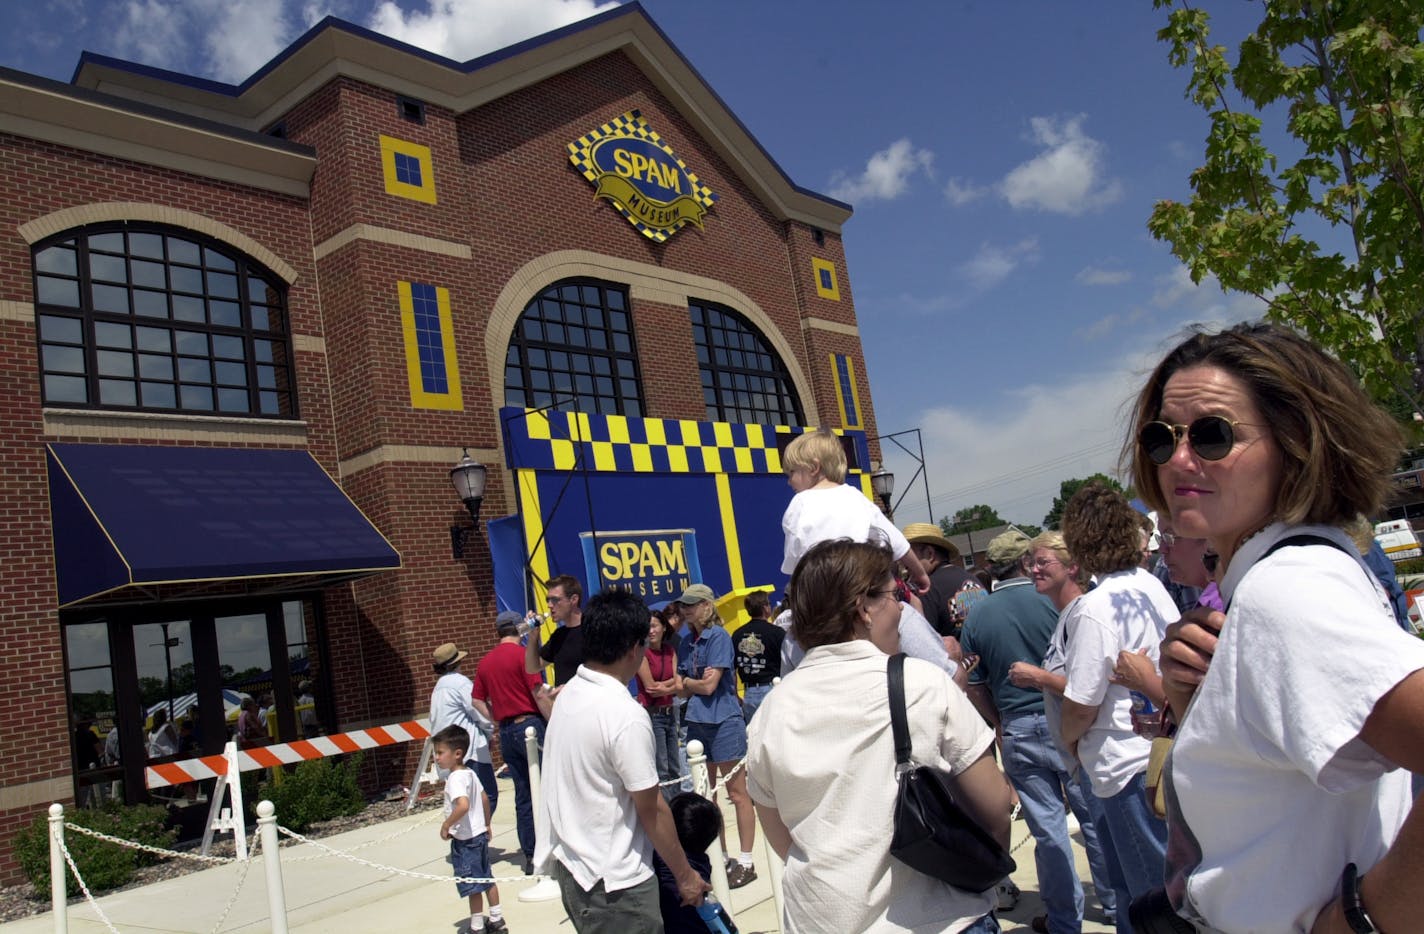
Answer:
[
  {"xmin": 1392, "ymin": 557, "xmax": 1424, "ymax": 576},
  {"xmin": 14, "ymin": 802, "xmax": 175, "ymax": 898},
  {"xmin": 260, "ymin": 754, "xmax": 366, "ymax": 833}
]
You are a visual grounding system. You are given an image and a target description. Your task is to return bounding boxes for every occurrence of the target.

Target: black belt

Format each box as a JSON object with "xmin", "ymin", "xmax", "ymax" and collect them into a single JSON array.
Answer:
[{"xmin": 499, "ymin": 713, "xmax": 540, "ymax": 727}]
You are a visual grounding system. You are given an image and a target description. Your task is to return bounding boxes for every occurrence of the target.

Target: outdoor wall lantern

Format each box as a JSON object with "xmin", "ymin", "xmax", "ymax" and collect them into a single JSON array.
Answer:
[
  {"xmin": 871, "ymin": 465, "xmax": 895, "ymax": 518},
  {"xmin": 449, "ymin": 448, "xmax": 488, "ymax": 559}
]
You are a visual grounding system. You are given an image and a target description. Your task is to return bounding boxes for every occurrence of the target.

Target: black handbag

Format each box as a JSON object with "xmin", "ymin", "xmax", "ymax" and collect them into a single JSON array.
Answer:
[{"xmin": 887, "ymin": 653, "xmax": 1016, "ymax": 893}]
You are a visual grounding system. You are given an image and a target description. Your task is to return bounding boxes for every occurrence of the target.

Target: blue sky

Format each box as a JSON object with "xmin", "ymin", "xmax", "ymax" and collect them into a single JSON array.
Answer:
[{"xmin": 4, "ymin": 0, "xmax": 1272, "ymax": 529}]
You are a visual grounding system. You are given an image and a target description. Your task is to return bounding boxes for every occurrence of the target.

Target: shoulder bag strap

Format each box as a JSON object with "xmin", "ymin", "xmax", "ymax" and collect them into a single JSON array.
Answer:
[{"xmin": 888, "ymin": 653, "xmax": 912, "ymax": 774}]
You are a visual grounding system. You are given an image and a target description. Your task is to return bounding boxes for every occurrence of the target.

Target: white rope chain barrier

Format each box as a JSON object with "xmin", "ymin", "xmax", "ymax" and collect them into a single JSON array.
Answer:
[
  {"xmin": 208, "ymin": 834, "xmax": 259, "ymax": 934},
  {"xmin": 56, "ymin": 831, "xmax": 121, "ymax": 934},
  {"xmin": 280, "ymin": 809, "xmax": 443, "ymax": 862},
  {"xmin": 275, "ymin": 825, "xmax": 538, "ymax": 885},
  {"xmin": 63, "ymin": 823, "xmax": 237, "ymax": 864}
]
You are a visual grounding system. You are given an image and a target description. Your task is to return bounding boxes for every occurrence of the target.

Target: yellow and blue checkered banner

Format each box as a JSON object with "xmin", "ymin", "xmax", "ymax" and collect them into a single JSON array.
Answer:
[
  {"xmin": 568, "ymin": 110, "xmax": 717, "ymax": 243},
  {"xmin": 501, "ymin": 407, "xmax": 871, "ymax": 606}
]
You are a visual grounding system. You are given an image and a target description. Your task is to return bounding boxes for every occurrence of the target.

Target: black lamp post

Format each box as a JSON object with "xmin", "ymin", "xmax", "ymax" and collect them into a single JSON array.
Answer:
[
  {"xmin": 871, "ymin": 466, "xmax": 895, "ymax": 519},
  {"xmin": 449, "ymin": 449, "xmax": 488, "ymax": 560}
]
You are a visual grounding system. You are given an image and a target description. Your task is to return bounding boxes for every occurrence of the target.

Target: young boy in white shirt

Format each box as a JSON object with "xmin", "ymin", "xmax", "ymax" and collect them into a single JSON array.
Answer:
[
  {"xmin": 435, "ymin": 725, "xmax": 507, "ymax": 933},
  {"xmin": 779, "ymin": 428, "xmax": 929, "ymax": 588}
]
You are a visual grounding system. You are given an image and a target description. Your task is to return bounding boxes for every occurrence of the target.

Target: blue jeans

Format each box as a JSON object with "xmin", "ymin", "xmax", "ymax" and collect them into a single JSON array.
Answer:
[
  {"xmin": 648, "ymin": 706, "xmax": 680, "ymax": 801},
  {"xmin": 741, "ymin": 683, "xmax": 772, "ymax": 724},
  {"xmin": 498, "ymin": 716, "xmax": 545, "ymax": 859},
  {"xmin": 1067, "ymin": 770, "xmax": 1116, "ymax": 920},
  {"xmin": 1001, "ymin": 712, "xmax": 1084, "ymax": 934},
  {"xmin": 962, "ymin": 913, "xmax": 1000, "ymax": 934},
  {"xmin": 470, "ymin": 760, "xmax": 498, "ymax": 817},
  {"xmin": 1095, "ymin": 771, "xmax": 1168, "ymax": 934}
]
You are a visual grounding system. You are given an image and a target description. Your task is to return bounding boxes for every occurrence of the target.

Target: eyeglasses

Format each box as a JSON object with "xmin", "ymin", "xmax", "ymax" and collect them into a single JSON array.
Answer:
[
  {"xmin": 1029, "ymin": 558, "xmax": 1062, "ymax": 571},
  {"xmin": 868, "ymin": 587, "xmax": 898, "ymax": 601},
  {"xmin": 1139, "ymin": 415, "xmax": 1248, "ymax": 466},
  {"xmin": 1158, "ymin": 532, "xmax": 1178, "ymax": 548}
]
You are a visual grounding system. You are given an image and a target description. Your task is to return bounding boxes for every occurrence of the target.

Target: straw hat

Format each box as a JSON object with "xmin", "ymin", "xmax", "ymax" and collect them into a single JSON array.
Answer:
[
  {"xmin": 901, "ymin": 522, "xmax": 962, "ymax": 562},
  {"xmin": 432, "ymin": 643, "xmax": 467, "ymax": 666}
]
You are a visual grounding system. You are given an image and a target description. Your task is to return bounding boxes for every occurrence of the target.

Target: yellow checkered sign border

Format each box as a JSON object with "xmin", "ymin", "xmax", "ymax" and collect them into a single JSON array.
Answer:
[{"xmin": 568, "ymin": 109, "xmax": 717, "ymax": 243}]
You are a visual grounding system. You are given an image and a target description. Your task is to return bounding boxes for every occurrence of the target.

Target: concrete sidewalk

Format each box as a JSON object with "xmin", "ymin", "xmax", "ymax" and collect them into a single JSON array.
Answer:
[{"xmin": 1, "ymin": 774, "xmax": 1112, "ymax": 933}]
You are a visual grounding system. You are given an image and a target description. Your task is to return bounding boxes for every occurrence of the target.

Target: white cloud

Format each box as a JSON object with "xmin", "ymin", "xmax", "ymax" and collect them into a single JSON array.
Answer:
[
  {"xmin": 828, "ymin": 138, "xmax": 935, "ymax": 203},
  {"xmin": 880, "ymin": 328, "xmax": 1193, "ymax": 528},
  {"xmin": 943, "ymin": 177, "xmax": 987, "ymax": 206},
  {"xmin": 999, "ymin": 114, "xmax": 1123, "ymax": 215},
  {"xmin": 367, "ymin": 0, "xmax": 621, "ymax": 62},
  {"xmin": 114, "ymin": 0, "xmax": 295, "ymax": 82},
  {"xmin": 959, "ymin": 237, "xmax": 1040, "ymax": 290},
  {"xmin": 1076, "ymin": 266, "xmax": 1132, "ymax": 286}
]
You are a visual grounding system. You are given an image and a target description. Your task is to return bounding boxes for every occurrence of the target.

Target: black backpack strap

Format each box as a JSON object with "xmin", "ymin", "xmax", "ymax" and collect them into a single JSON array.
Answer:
[{"xmin": 888, "ymin": 653, "xmax": 912, "ymax": 774}]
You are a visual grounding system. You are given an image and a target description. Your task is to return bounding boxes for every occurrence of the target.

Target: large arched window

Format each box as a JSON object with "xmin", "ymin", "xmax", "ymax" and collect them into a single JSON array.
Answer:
[
  {"xmin": 690, "ymin": 301, "xmax": 803, "ymax": 426},
  {"xmin": 504, "ymin": 278, "xmax": 645, "ymax": 417},
  {"xmin": 33, "ymin": 225, "xmax": 296, "ymax": 417}
]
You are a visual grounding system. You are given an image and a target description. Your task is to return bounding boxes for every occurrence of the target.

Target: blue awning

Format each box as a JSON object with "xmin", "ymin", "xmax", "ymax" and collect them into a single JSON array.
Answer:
[{"xmin": 47, "ymin": 443, "xmax": 401, "ymax": 606}]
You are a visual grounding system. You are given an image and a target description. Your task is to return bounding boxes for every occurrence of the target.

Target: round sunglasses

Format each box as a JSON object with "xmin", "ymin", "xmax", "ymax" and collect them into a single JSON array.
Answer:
[{"xmin": 1138, "ymin": 415, "xmax": 1244, "ymax": 465}]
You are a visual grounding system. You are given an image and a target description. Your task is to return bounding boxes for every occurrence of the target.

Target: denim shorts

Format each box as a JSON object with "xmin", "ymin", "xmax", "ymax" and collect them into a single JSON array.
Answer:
[
  {"xmin": 451, "ymin": 832, "xmax": 493, "ymax": 897},
  {"xmin": 686, "ymin": 715, "xmax": 747, "ymax": 764}
]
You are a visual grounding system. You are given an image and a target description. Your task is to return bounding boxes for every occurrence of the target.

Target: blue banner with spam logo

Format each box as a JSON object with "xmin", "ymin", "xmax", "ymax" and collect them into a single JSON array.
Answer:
[{"xmin": 579, "ymin": 529, "xmax": 703, "ymax": 602}]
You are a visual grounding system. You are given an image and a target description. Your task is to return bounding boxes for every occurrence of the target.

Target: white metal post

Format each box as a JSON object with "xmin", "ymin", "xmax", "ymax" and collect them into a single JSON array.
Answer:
[
  {"xmin": 518, "ymin": 725, "xmax": 560, "ymax": 902},
  {"xmin": 687, "ymin": 741, "xmax": 733, "ymax": 914},
  {"xmin": 405, "ymin": 737, "xmax": 436, "ymax": 812},
  {"xmin": 256, "ymin": 801, "xmax": 288, "ymax": 934},
  {"xmin": 48, "ymin": 803, "xmax": 66, "ymax": 934}
]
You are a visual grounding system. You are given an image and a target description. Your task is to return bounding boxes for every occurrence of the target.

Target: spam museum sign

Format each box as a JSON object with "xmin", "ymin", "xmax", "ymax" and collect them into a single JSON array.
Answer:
[
  {"xmin": 568, "ymin": 110, "xmax": 718, "ymax": 242},
  {"xmin": 580, "ymin": 529, "xmax": 704, "ymax": 600}
]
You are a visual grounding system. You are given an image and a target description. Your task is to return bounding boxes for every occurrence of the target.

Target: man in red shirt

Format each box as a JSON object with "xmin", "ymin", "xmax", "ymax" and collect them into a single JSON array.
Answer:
[{"xmin": 473, "ymin": 610, "xmax": 553, "ymax": 875}]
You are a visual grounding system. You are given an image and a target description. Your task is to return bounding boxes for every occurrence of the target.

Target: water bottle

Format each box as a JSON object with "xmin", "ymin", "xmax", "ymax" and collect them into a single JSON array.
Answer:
[
  {"xmin": 1129, "ymin": 690, "xmax": 1162, "ymax": 738},
  {"xmin": 696, "ymin": 895, "xmax": 739, "ymax": 933}
]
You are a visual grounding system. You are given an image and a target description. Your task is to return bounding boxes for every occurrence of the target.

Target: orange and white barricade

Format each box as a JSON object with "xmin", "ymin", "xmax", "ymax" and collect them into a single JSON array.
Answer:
[{"xmin": 145, "ymin": 718, "xmax": 431, "ymax": 857}]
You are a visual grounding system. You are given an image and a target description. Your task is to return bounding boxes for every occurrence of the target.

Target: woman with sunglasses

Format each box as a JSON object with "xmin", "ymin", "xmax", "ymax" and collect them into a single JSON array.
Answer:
[
  {"xmin": 1127, "ymin": 322, "xmax": 1424, "ymax": 933},
  {"xmin": 746, "ymin": 538, "xmax": 1010, "ymax": 933}
]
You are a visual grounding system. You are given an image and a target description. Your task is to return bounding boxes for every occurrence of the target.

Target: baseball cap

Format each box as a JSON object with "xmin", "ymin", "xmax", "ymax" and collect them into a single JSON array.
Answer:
[
  {"xmin": 674, "ymin": 583, "xmax": 716, "ymax": 605},
  {"xmin": 495, "ymin": 610, "xmax": 524, "ymax": 633},
  {"xmin": 986, "ymin": 530, "xmax": 1032, "ymax": 564}
]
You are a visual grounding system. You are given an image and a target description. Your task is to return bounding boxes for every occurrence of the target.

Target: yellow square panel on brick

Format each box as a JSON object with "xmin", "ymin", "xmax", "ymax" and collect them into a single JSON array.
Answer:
[
  {"xmin": 812, "ymin": 257, "xmax": 840, "ymax": 301},
  {"xmin": 380, "ymin": 135, "xmax": 437, "ymax": 204}
]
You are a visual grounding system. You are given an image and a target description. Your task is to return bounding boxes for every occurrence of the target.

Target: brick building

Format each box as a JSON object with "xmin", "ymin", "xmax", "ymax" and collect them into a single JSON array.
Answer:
[{"xmin": 0, "ymin": 4, "xmax": 883, "ymax": 879}]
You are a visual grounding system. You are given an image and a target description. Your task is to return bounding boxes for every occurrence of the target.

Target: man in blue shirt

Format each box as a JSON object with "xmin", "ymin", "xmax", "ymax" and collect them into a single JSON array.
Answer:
[{"xmin": 960, "ymin": 531, "xmax": 1114, "ymax": 934}]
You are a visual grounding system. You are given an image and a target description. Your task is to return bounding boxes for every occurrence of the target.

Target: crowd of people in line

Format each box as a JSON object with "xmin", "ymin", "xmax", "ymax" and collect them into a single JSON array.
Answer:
[{"xmin": 430, "ymin": 322, "xmax": 1424, "ymax": 934}]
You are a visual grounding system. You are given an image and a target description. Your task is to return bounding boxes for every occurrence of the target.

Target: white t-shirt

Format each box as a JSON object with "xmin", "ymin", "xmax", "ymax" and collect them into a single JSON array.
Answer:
[
  {"xmin": 747, "ymin": 640, "xmax": 996, "ymax": 933},
  {"xmin": 1060, "ymin": 567, "xmax": 1178, "ymax": 796},
  {"xmin": 533, "ymin": 665, "xmax": 659, "ymax": 893},
  {"xmin": 443, "ymin": 767, "xmax": 486, "ymax": 840},
  {"xmin": 1167, "ymin": 523, "xmax": 1424, "ymax": 933},
  {"xmin": 781, "ymin": 482, "xmax": 911, "ymax": 574}
]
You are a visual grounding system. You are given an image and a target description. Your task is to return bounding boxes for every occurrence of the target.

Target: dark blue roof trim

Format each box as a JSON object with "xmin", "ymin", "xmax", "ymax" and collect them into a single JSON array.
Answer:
[
  {"xmin": 3, "ymin": 65, "xmax": 314, "ymax": 158},
  {"xmin": 68, "ymin": 2, "xmax": 847, "ymax": 212}
]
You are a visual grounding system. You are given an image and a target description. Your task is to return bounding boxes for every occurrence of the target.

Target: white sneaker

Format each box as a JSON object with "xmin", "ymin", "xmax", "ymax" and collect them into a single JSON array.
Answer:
[{"xmin": 997, "ymin": 878, "xmax": 1020, "ymax": 911}]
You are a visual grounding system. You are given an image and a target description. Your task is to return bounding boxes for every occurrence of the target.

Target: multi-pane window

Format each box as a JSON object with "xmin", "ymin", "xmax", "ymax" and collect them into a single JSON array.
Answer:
[
  {"xmin": 504, "ymin": 279, "xmax": 644, "ymax": 417},
  {"xmin": 690, "ymin": 301, "xmax": 803, "ymax": 426},
  {"xmin": 33, "ymin": 225, "xmax": 297, "ymax": 418},
  {"xmin": 393, "ymin": 152, "xmax": 423, "ymax": 187}
]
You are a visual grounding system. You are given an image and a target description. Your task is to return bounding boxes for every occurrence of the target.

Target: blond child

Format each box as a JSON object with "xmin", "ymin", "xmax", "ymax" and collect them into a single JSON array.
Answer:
[
  {"xmin": 434, "ymin": 725, "xmax": 507, "ymax": 933},
  {"xmin": 780, "ymin": 429, "xmax": 930, "ymax": 591}
]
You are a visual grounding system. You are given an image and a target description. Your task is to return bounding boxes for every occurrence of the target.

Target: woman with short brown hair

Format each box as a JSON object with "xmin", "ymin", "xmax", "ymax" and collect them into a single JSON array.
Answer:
[{"xmin": 1130, "ymin": 322, "xmax": 1424, "ymax": 932}]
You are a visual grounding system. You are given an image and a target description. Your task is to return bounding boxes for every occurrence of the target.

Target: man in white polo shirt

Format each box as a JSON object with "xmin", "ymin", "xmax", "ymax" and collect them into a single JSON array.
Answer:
[{"xmin": 534, "ymin": 588, "xmax": 709, "ymax": 932}]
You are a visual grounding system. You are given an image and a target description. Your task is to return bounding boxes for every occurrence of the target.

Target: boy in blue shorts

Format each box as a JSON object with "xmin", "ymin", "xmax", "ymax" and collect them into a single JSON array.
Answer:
[{"xmin": 434, "ymin": 725, "xmax": 507, "ymax": 933}]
